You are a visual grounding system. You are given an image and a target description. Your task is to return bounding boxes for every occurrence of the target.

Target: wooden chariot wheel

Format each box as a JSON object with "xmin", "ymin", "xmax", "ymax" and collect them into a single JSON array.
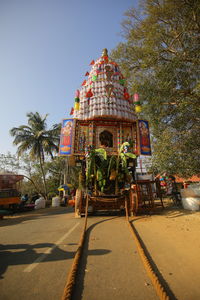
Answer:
[
  {"xmin": 75, "ymin": 188, "xmax": 83, "ymax": 218},
  {"xmin": 129, "ymin": 187, "xmax": 138, "ymax": 216}
]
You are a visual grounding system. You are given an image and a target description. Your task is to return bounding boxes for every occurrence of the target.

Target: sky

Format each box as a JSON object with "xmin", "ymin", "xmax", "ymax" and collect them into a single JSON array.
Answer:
[{"xmin": 0, "ymin": 0, "xmax": 139, "ymax": 154}]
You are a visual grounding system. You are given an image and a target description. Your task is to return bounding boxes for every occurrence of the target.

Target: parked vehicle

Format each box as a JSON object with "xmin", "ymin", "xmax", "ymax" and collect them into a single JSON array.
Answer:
[{"xmin": 0, "ymin": 174, "xmax": 24, "ymax": 212}]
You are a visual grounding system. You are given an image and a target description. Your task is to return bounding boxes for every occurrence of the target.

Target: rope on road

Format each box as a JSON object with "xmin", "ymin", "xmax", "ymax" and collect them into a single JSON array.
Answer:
[
  {"xmin": 61, "ymin": 195, "xmax": 89, "ymax": 300},
  {"xmin": 61, "ymin": 195, "xmax": 171, "ymax": 300},
  {"xmin": 125, "ymin": 199, "xmax": 170, "ymax": 300}
]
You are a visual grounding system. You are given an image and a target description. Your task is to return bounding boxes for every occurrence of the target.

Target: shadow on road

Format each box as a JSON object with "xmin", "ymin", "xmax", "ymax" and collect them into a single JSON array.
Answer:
[
  {"xmin": 0, "ymin": 236, "xmax": 112, "ymax": 280},
  {"xmin": 0, "ymin": 242, "xmax": 70, "ymax": 279},
  {"xmin": 151, "ymin": 202, "xmax": 199, "ymax": 219},
  {"xmin": 162, "ymin": 205, "xmax": 199, "ymax": 219},
  {"xmin": 133, "ymin": 201, "xmax": 199, "ymax": 219}
]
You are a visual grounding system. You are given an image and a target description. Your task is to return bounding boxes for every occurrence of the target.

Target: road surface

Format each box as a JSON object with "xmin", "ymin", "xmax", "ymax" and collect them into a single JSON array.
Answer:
[
  {"xmin": 0, "ymin": 207, "xmax": 158, "ymax": 300},
  {"xmin": 0, "ymin": 207, "xmax": 83, "ymax": 300},
  {"xmin": 1, "ymin": 205, "xmax": 200, "ymax": 300}
]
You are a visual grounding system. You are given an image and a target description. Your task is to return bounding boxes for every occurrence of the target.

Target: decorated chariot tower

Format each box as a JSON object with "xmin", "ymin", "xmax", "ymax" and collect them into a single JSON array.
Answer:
[
  {"xmin": 59, "ymin": 49, "xmax": 151, "ymax": 157},
  {"xmin": 59, "ymin": 49, "xmax": 151, "ymax": 216}
]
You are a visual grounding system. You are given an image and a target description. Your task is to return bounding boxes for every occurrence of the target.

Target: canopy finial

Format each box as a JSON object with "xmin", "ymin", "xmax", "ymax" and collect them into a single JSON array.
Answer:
[{"xmin": 102, "ymin": 48, "xmax": 108, "ymax": 57}]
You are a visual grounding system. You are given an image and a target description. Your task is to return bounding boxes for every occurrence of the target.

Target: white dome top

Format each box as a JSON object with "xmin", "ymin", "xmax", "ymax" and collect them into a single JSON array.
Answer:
[{"xmin": 73, "ymin": 49, "xmax": 137, "ymax": 122}]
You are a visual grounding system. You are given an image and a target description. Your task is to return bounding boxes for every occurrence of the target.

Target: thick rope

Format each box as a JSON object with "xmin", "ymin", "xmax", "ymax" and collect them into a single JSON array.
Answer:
[
  {"xmin": 61, "ymin": 195, "xmax": 171, "ymax": 300},
  {"xmin": 125, "ymin": 199, "xmax": 170, "ymax": 300},
  {"xmin": 61, "ymin": 194, "xmax": 89, "ymax": 300}
]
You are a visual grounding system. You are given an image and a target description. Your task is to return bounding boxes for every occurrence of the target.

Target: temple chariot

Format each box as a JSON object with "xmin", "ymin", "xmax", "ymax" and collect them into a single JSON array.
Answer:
[{"xmin": 59, "ymin": 49, "xmax": 154, "ymax": 216}]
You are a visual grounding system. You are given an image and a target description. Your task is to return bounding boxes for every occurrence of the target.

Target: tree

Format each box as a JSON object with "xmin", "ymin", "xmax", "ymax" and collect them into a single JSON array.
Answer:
[
  {"xmin": 10, "ymin": 112, "xmax": 60, "ymax": 199},
  {"xmin": 0, "ymin": 152, "xmax": 20, "ymax": 173},
  {"xmin": 45, "ymin": 156, "xmax": 67, "ymax": 191},
  {"xmin": 0, "ymin": 152, "xmax": 66, "ymax": 198},
  {"xmin": 111, "ymin": 0, "xmax": 200, "ymax": 177}
]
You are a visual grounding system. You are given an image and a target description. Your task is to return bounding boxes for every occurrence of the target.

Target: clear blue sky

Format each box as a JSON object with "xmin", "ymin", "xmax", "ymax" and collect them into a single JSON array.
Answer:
[{"xmin": 0, "ymin": 0, "xmax": 139, "ymax": 154}]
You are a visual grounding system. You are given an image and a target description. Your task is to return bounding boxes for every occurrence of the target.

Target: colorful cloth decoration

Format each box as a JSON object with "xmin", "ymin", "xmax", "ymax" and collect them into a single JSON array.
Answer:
[
  {"xmin": 123, "ymin": 88, "xmax": 130, "ymax": 100},
  {"xmin": 134, "ymin": 93, "xmax": 139, "ymax": 102},
  {"xmin": 86, "ymin": 89, "xmax": 93, "ymax": 98},
  {"xmin": 90, "ymin": 60, "xmax": 95, "ymax": 65},
  {"xmin": 74, "ymin": 102, "xmax": 80, "ymax": 110},
  {"xmin": 119, "ymin": 79, "xmax": 125, "ymax": 85},
  {"xmin": 81, "ymin": 80, "xmax": 86, "ymax": 86},
  {"xmin": 102, "ymin": 55, "xmax": 108, "ymax": 63},
  {"xmin": 70, "ymin": 107, "xmax": 74, "ymax": 115},
  {"xmin": 135, "ymin": 105, "xmax": 142, "ymax": 113},
  {"xmin": 74, "ymin": 90, "xmax": 80, "ymax": 111},
  {"xmin": 133, "ymin": 93, "xmax": 142, "ymax": 113},
  {"xmin": 75, "ymin": 97, "xmax": 80, "ymax": 103},
  {"xmin": 85, "ymin": 72, "xmax": 89, "ymax": 76},
  {"xmin": 75, "ymin": 89, "xmax": 80, "ymax": 98},
  {"xmin": 92, "ymin": 75, "xmax": 97, "ymax": 81},
  {"xmin": 124, "ymin": 92, "xmax": 130, "ymax": 100}
]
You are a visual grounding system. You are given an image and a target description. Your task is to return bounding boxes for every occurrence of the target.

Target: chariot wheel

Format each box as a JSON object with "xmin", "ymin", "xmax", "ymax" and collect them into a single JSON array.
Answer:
[
  {"xmin": 129, "ymin": 188, "xmax": 138, "ymax": 216},
  {"xmin": 75, "ymin": 188, "xmax": 83, "ymax": 218}
]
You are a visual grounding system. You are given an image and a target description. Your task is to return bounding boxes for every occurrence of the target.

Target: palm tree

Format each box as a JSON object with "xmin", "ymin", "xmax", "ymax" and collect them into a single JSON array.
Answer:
[{"xmin": 10, "ymin": 112, "xmax": 60, "ymax": 200}]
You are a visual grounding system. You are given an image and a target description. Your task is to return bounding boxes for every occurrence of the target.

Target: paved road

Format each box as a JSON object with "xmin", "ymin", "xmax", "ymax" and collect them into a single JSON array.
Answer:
[
  {"xmin": 72, "ymin": 214, "xmax": 158, "ymax": 300},
  {"xmin": 0, "ymin": 207, "xmax": 84, "ymax": 300},
  {"xmin": 2, "ymin": 205, "xmax": 200, "ymax": 300},
  {"xmin": 1, "ymin": 207, "xmax": 160, "ymax": 300}
]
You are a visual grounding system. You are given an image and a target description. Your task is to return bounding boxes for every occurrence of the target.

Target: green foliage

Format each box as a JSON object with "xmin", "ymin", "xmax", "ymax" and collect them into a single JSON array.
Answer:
[
  {"xmin": 10, "ymin": 112, "xmax": 59, "ymax": 160},
  {"xmin": 86, "ymin": 148, "xmax": 108, "ymax": 192},
  {"xmin": 70, "ymin": 166, "xmax": 82, "ymax": 189},
  {"xmin": 0, "ymin": 153, "xmax": 65, "ymax": 197},
  {"xmin": 21, "ymin": 179, "xmax": 37, "ymax": 196},
  {"xmin": 112, "ymin": 0, "xmax": 200, "ymax": 177},
  {"xmin": 117, "ymin": 142, "xmax": 136, "ymax": 181},
  {"xmin": 95, "ymin": 148, "xmax": 107, "ymax": 160},
  {"xmin": 47, "ymin": 192, "xmax": 57, "ymax": 200},
  {"xmin": 10, "ymin": 112, "xmax": 61, "ymax": 198},
  {"xmin": 107, "ymin": 155, "xmax": 117, "ymax": 178},
  {"xmin": 124, "ymin": 152, "xmax": 137, "ymax": 159},
  {"xmin": 85, "ymin": 143, "xmax": 136, "ymax": 193}
]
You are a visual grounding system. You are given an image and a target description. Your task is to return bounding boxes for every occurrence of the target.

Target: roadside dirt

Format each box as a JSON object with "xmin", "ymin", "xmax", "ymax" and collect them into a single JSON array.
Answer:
[{"xmin": 131, "ymin": 203, "xmax": 200, "ymax": 300}]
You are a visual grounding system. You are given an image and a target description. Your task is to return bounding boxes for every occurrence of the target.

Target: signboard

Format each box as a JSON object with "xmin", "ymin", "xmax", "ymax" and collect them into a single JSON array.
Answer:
[
  {"xmin": 138, "ymin": 120, "xmax": 151, "ymax": 155},
  {"xmin": 59, "ymin": 119, "xmax": 74, "ymax": 155}
]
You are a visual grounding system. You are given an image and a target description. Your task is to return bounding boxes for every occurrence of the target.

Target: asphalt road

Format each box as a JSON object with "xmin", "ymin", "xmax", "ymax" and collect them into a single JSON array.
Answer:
[
  {"xmin": 0, "ymin": 206, "xmax": 160, "ymax": 300},
  {"xmin": 2, "ymin": 204, "xmax": 200, "ymax": 300},
  {"xmin": 0, "ymin": 206, "xmax": 84, "ymax": 300},
  {"xmin": 0, "ymin": 207, "xmax": 166, "ymax": 300},
  {"xmin": 72, "ymin": 214, "xmax": 158, "ymax": 300}
]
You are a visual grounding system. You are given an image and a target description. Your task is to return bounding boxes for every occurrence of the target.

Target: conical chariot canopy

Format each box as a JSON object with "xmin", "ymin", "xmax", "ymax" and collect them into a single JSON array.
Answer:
[{"xmin": 73, "ymin": 49, "xmax": 137, "ymax": 122}]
